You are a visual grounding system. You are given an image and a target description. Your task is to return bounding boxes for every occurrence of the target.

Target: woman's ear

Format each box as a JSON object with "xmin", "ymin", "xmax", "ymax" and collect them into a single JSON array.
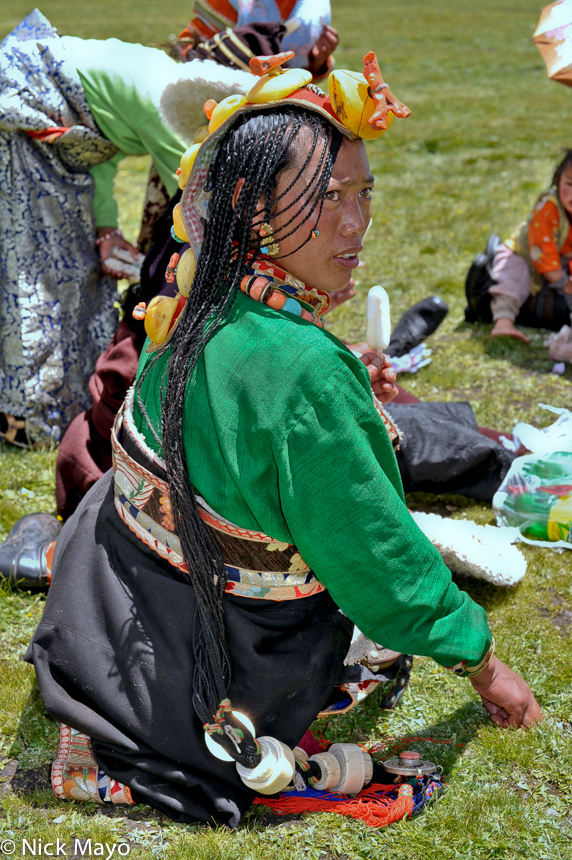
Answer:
[{"xmin": 232, "ymin": 178, "xmax": 245, "ymax": 210}]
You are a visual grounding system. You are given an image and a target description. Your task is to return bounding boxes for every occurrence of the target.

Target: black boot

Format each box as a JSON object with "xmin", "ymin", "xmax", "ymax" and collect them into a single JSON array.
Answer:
[
  {"xmin": 385, "ymin": 296, "xmax": 449, "ymax": 357},
  {"xmin": 0, "ymin": 513, "xmax": 61, "ymax": 588}
]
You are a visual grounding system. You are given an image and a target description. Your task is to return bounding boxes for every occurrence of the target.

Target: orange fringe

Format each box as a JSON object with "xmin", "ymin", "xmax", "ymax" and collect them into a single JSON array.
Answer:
[{"xmin": 253, "ymin": 782, "xmax": 414, "ymax": 828}]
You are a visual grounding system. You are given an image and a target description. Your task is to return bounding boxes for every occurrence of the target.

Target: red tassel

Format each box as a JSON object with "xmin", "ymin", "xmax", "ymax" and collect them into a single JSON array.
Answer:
[{"xmin": 253, "ymin": 782, "xmax": 414, "ymax": 828}]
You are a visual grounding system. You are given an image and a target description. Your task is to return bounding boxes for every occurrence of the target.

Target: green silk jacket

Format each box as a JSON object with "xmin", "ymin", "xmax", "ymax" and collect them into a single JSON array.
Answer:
[{"xmin": 133, "ymin": 290, "xmax": 492, "ymax": 668}]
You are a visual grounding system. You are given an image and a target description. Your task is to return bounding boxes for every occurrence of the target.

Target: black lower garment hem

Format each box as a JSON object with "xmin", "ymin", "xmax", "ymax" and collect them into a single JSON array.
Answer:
[{"xmin": 26, "ymin": 471, "xmax": 353, "ymax": 826}]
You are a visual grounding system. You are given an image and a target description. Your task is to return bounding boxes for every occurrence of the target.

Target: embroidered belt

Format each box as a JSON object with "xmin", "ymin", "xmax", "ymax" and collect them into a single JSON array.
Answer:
[
  {"xmin": 373, "ymin": 394, "xmax": 400, "ymax": 450},
  {"xmin": 111, "ymin": 393, "xmax": 326, "ymax": 601}
]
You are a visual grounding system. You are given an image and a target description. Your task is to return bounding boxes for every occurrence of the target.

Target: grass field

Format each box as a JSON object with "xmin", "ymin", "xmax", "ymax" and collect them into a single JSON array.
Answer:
[{"xmin": 1, "ymin": 1, "xmax": 572, "ymax": 858}]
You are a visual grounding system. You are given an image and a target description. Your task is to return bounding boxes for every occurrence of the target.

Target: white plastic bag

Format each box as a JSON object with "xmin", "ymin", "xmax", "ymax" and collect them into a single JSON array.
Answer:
[{"xmin": 511, "ymin": 404, "xmax": 572, "ymax": 455}]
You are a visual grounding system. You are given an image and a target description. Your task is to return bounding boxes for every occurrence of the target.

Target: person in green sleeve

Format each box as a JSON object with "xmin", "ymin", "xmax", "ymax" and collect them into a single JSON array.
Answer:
[
  {"xmin": 26, "ymin": 52, "xmax": 541, "ymax": 827},
  {"xmin": 0, "ymin": 10, "xmax": 252, "ymax": 443},
  {"xmin": 59, "ymin": 35, "xmax": 198, "ymax": 274}
]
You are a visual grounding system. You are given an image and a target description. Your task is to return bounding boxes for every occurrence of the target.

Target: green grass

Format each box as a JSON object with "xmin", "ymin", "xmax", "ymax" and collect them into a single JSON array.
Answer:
[{"xmin": 1, "ymin": 0, "xmax": 572, "ymax": 857}]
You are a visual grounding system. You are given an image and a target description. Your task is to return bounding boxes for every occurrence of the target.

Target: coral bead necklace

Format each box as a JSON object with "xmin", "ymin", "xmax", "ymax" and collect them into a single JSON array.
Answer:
[{"xmin": 240, "ymin": 260, "xmax": 330, "ymax": 327}]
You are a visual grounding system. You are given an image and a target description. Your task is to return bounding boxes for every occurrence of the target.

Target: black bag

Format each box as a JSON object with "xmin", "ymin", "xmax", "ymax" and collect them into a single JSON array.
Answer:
[
  {"xmin": 386, "ymin": 401, "xmax": 516, "ymax": 502},
  {"xmin": 464, "ymin": 234, "xmax": 570, "ymax": 331}
]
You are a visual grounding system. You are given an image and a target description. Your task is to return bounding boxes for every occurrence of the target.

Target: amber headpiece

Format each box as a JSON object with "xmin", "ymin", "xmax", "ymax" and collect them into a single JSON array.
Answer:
[{"xmin": 138, "ymin": 51, "xmax": 410, "ymax": 347}]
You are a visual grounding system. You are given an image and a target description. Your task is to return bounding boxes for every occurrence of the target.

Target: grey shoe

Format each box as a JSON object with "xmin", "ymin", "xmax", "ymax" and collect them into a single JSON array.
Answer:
[{"xmin": 0, "ymin": 513, "xmax": 61, "ymax": 588}]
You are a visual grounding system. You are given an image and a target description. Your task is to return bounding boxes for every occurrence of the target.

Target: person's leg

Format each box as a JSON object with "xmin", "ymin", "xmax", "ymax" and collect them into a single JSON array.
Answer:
[
  {"xmin": 0, "ymin": 322, "xmax": 143, "ymax": 588},
  {"xmin": 56, "ymin": 321, "xmax": 143, "ymax": 520},
  {"xmin": 489, "ymin": 245, "xmax": 532, "ymax": 342}
]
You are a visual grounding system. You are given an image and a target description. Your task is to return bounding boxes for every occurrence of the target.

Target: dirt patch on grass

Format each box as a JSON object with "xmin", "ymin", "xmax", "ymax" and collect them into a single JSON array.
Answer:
[
  {"xmin": 538, "ymin": 591, "xmax": 572, "ymax": 637},
  {"xmin": 10, "ymin": 764, "xmax": 52, "ymax": 794}
]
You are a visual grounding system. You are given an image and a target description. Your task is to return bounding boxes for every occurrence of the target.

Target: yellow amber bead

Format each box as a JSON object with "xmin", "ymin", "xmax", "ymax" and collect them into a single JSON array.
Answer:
[
  {"xmin": 208, "ymin": 94, "xmax": 247, "ymax": 134},
  {"xmin": 172, "ymin": 204, "xmax": 189, "ymax": 243},
  {"xmin": 176, "ymin": 248, "xmax": 196, "ymax": 297},
  {"xmin": 144, "ymin": 295, "xmax": 180, "ymax": 344},
  {"xmin": 193, "ymin": 124, "xmax": 210, "ymax": 144},
  {"xmin": 178, "ymin": 144, "xmax": 201, "ymax": 190},
  {"xmin": 328, "ymin": 70, "xmax": 393, "ymax": 141},
  {"xmin": 246, "ymin": 68, "xmax": 312, "ymax": 105}
]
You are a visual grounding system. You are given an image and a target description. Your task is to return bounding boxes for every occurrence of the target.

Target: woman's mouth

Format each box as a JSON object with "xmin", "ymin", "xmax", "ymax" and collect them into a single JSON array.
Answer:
[{"xmin": 333, "ymin": 252, "xmax": 361, "ymax": 269}]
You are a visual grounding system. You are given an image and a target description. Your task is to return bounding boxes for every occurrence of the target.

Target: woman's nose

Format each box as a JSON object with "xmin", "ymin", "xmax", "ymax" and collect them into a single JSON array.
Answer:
[{"xmin": 340, "ymin": 200, "xmax": 368, "ymax": 237}]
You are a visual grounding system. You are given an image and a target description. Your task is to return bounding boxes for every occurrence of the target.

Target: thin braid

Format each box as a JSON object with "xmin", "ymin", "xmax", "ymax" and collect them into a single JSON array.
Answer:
[
  {"xmin": 138, "ymin": 107, "xmax": 343, "ymax": 733},
  {"xmin": 274, "ymin": 142, "xmax": 338, "ymax": 258},
  {"xmin": 269, "ymin": 137, "xmax": 330, "ymax": 241}
]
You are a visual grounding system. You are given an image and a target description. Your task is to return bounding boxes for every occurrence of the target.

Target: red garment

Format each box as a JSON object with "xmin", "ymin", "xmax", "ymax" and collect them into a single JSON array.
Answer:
[
  {"xmin": 187, "ymin": 0, "xmax": 297, "ymax": 40},
  {"xmin": 527, "ymin": 199, "xmax": 572, "ymax": 275},
  {"xmin": 56, "ymin": 321, "xmax": 142, "ymax": 520}
]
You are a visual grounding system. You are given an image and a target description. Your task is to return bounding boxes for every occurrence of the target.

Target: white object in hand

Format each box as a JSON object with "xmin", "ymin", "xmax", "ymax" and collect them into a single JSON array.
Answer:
[{"xmin": 366, "ymin": 285, "xmax": 391, "ymax": 353}]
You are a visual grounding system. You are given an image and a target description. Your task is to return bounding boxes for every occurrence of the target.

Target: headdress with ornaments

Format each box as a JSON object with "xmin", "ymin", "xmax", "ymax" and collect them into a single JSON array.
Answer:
[
  {"xmin": 137, "ymin": 51, "xmax": 410, "ymax": 348},
  {"xmin": 134, "ymin": 51, "xmax": 410, "ymax": 791}
]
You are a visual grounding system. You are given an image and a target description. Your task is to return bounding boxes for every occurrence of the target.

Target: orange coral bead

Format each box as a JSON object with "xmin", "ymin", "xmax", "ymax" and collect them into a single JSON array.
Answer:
[
  {"xmin": 165, "ymin": 252, "xmax": 180, "ymax": 284},
  {"xmin": 203, "ymin": 98, "xmax": 217, "ymax": 120},
  {"xmin": 132, "ymin": 302, "xmax": 147, "ymax": 321},
  {"xmin": 248, "ymin": 277, "xmax": 270, "ymax": 301},
  {"xmin": 266, "ymin": 290, "xmax": 286, "ymax": 310},
  {"xmin": 301, "ymin": 308, "xmax": 314, "ymax": 322},
  {"xmin": 250, "ymin": 283, "xmax": 265, "ymax": 301}
]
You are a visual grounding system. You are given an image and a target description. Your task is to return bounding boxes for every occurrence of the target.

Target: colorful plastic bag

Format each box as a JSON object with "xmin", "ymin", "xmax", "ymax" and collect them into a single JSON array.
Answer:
[{"xmin": 493, "ymin": 451, "xmax": 572, "ymax": 548}]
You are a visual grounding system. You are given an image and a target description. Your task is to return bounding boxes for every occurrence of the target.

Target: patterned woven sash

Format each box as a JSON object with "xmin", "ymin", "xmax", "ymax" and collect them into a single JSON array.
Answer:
[
  {"xmin": 52, "ymin": 725, "xmax": 133, "ymax": 805},
  {"xmin": 111, "ymin": 391, "xmax": 326, "ymax": 601}
]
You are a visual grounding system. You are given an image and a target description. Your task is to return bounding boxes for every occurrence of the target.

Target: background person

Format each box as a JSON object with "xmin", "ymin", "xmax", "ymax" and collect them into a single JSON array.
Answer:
[
  {"xmin": 488, "ymin": 150, "xmax": 572, "ymax": 342},
  {"xmin": 176, "ymin": 0, "xmax": 338, "ymax": 78},
  {"xmin": 0, "ymin": 9, "xmax": 251, "ymax": 443}
]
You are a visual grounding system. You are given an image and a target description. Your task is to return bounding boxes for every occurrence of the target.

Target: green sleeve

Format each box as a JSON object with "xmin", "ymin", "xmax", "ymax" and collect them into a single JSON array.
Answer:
[
  {"xmin": 89, "ymin": 151, "xmax": 122, "ymax": 228},
  {"xmin": 133, "ymin": 115, "xmax": 188, "ymax": 198},
  {"xmin": 279, "ymin": 363, "xmax": 492, "ymax": 668}
]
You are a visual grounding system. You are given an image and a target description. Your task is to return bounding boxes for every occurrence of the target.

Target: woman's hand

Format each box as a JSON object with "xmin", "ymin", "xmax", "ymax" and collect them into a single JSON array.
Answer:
[
  {"xmin": 470, "ymin": 655, "xmax": 543, "ymax": 728},
  {"xmin": 358, "ymin": 351, "xmax": 398, "ymax": 404},
  {"xmin": 308, "ymin": 24, "xmax": 339, "ymax": 77},
  {"xmin": 97, "ymin": 228, "xmax": 140, "ymax": 279},
  {"xmin": 328, "ymin": 280, "xmax": 356, "ymax": 312}
]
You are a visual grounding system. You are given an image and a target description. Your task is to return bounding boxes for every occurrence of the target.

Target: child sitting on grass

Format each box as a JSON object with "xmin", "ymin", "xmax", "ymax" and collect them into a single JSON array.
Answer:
[{"xmin": 490, "ymin": 150, "xmax": 572, "ymax": 342}]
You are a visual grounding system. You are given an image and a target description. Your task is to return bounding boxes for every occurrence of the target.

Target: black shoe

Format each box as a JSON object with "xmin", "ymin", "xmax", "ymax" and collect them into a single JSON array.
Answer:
[
  {"xmin": 464, "ymin": 233, "xmax": 501, "ymax": 323},
  {"xmin": 385, "ymin": 296, "xmax": 449, "ymax": 357},
  {"xmin": 0, "ymin": 513, "xmax": 61, "ymax": 588}
]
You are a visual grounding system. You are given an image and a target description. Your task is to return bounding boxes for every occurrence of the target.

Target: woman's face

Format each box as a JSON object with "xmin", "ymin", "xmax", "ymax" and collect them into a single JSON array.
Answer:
[{"xmin": 265, "ymin": 135, "xmax": 374, "ymax": 292}]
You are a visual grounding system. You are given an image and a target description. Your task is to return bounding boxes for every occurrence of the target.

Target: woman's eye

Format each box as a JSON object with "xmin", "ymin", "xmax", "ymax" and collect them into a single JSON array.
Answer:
[
  {"xmin": 359, "ymin": 187, "xmax": 373, "ymax": 199},
  {"xmin": 324, "ymin": 190, "xmax": 339, "ymax": 200}
]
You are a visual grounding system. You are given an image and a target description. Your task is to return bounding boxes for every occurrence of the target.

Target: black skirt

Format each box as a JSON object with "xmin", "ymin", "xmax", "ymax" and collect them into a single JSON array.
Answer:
[{"xmin": 26, "ymin": 471, "xmax": 353, "ymax": 826}]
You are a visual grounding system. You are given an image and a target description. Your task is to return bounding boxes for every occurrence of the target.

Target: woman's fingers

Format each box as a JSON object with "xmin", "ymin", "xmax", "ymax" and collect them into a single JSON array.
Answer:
[
  {"xmin": 99, "ymin": 235, "xmax": 141, "ymax": 279},
  {"xmin": 328, "ymin": 282, "xmax": 356, "ymax": 312},
  {"xmin": 470, "ymin": 656, "xmax": 543, "ymax": 729},
  {"xmin": 309, "ymin": 25, "xmax": 339, "ymax": 73},
  {"xmin": 358, "ymin": 352, "xmax": 398, "ymax": 403}
]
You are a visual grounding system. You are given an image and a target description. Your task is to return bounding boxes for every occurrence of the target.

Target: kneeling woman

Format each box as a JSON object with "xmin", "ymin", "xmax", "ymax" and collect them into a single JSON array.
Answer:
[{"xmin": 27, "ymin": 53, "xmax": 541, "ymax": 827}]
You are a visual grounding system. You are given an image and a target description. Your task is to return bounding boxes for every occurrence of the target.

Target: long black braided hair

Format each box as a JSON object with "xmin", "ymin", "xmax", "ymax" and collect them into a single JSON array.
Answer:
[{"xmin": 137, "ymin": 106, "xmax": 343, "ymax": 761}]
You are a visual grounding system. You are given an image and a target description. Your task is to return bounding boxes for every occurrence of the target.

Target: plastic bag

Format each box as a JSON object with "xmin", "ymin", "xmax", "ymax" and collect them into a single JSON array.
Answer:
[
  {"xmin": 493, "ymin": 451, "xmax": 572, "ymax": 548},
  {"xmin": 511, "ymin": 404, "xmax": 572, "ymax": 455}
]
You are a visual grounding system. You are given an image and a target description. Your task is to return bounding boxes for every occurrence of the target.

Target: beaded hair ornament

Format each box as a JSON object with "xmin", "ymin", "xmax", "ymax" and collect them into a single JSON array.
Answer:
[{"xmin": 136, "ymin": 50, "xmax": 410, "ymax": 347}]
